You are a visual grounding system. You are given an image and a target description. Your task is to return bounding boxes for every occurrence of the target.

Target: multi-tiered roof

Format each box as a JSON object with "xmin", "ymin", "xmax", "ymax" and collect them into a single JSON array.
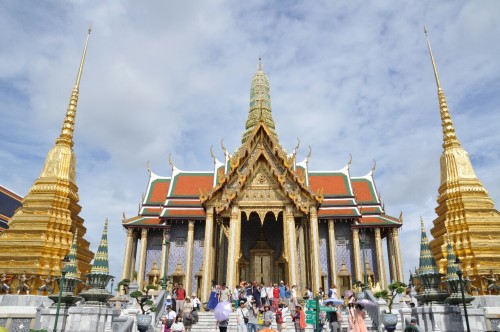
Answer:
[{"xmin": 123, "ymin": 62, "xmax": 401, "ymax": 231}]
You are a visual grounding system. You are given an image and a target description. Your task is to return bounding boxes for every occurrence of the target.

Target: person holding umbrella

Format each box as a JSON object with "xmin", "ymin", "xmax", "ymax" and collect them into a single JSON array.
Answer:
[{"xmin": 353, "ymin": 304, "xmax": 368, "ymax": 332}]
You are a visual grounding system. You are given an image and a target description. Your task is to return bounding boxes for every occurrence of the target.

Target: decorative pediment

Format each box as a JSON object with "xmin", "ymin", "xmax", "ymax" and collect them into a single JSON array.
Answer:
[{"xmin": 202, "ymin": 122, "xmax": 322, "ymax": 214}]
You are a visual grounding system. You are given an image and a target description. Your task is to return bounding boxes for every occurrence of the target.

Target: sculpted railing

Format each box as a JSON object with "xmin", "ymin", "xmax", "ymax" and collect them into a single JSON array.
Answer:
[{"xmin": 364, "ymin": 289, "xmax": 382, "ymax": 329}]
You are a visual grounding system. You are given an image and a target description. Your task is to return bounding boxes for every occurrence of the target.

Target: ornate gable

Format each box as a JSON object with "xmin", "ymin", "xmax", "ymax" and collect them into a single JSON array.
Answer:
[{"xmin": 201, "ymin": 121, "xmax": 323, "ymax": 214}]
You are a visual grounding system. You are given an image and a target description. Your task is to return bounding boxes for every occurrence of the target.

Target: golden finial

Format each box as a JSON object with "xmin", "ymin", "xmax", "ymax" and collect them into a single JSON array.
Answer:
[
  {"xmin": 122, "ymin": 212, "xmax": 126, "ymax": 221},
  {"xmin": 347, "ymin": 153, "xmax": 353, "ymax": 169},
  {"xmin": 56, "ymin": 26, "xmax": 92, "ymax": 147},
  {"xmin": 220, "ymin": 139, "xmax": 227, "ymax": 155},
  {"xmin": 294, "ymin": 138, "xmax": 300, "ymax": 152},
  {"xmin": 424, "ymin": 27, "xmax": 460, "ymax": 149},
  {"xmin": 146, "ymin": 161, "xmax": 151, "ymax": 174},
  {"xmin": 399, "ymin": 211, "xmax": 403, "ymax": 222},
  {"xmin": 168, "ymin": 153, "xmax": 174, "ymax": 171},
  {"xmin": 258, "ymin": 57, "xmax": 263, "ymax": 71},
  {"xmin": 306, "ymin": 145, "xmax": 312, "ymax": 165},
  {"xmin": 371, "ymin": 160, "xmax": 377, "ymax": 173},
  {"xmin": 210, "ymin": 145, "xmax": 217, "ymax": 164}
]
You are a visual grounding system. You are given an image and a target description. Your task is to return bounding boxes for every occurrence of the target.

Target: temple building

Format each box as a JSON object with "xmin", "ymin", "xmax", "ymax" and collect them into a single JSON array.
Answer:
[
  {"xmin": 425, "ymin": 30, "xmax": 500, "ymax": 293},
  {"xmin": 121, "ymin": 61, "xmax": 404, "ymax": 302},
  {"xmin": 0, "ymin": 29, "xmax": 94, "ymax": 290},
  {"xmin": 0, "ymin": 185, "xmax": 22, "ymax": 233}
]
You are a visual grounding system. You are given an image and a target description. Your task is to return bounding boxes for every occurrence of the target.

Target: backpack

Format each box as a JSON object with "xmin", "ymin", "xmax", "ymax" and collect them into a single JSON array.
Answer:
[{"xmin": 276, "ymin": 309, "xmax": 283, "ymax": 324}]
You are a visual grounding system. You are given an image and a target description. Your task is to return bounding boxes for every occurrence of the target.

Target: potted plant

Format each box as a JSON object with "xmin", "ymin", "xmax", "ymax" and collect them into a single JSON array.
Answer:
[
  {"xmin": 374, "ymin": 281, "xmax": 406, "ymax": 332},
  {"xmin": 130, "ymin": 285, "xmax": 157, "ymax": 332}
]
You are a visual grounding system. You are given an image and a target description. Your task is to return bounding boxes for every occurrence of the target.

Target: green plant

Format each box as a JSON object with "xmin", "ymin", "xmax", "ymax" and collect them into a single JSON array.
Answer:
[
  {"xmin": 117, "ymin": 278, "xmax": 130, "ymax": 294},
  {"xmin": 130, "ymin": 285, "xmax": 157, "ymax": 314},
  {"xmin": 374, "ymin": 281, "xmax": 407, "ymax": 312}
]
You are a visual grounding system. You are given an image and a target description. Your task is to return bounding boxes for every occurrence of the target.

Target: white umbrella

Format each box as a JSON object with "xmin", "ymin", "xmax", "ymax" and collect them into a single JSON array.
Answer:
[{"xmin": 213, "ymin": 301, "xmax": 232, "ymax": 321}]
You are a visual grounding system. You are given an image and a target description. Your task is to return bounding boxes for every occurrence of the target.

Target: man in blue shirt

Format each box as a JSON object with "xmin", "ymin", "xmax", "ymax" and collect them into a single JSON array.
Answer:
[{"xmin": 279, "ymin": 281, "xmax": 286, "ymax": 304}]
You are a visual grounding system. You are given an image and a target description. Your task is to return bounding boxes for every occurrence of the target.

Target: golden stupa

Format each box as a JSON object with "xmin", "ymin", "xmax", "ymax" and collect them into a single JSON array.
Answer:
[
  {"xmin": 0, "ymin": 28, "xmax": 95, "ymax": 291},
  {"xmin": 425, "ymin": 29, "xmax": 500, "ymax": 293}
]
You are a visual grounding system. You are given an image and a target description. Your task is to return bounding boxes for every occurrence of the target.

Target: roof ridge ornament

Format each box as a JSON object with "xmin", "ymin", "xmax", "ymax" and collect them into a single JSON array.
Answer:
[
  {"xmin": 146, "ymin": 161, "xmax": 151, "ymax": 174},
  {"xmin": 168, "ymin": 153, "xmax": 174, "ymax": 172},
  {"xmin": 347, "ymin": 153, "xmax": 353, "ymax": 169}
]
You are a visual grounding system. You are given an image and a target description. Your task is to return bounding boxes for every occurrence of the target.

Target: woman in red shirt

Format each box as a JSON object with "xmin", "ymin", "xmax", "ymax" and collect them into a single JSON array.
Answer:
[{"xmin": 273, "ymin": 284, "xmax": 280, "ymax": 310}]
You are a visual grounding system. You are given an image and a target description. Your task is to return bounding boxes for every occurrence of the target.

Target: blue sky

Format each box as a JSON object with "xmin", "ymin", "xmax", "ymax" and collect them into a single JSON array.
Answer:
[{"xmin": 1, "ymin": 1, "xmax": 500, "ymax": 284}]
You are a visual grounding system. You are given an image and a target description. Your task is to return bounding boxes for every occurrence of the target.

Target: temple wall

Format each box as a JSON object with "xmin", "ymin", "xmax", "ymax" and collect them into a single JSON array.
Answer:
[{"xmin": 335, "ymin": 222, "xmax": 354, "ymax": 275}]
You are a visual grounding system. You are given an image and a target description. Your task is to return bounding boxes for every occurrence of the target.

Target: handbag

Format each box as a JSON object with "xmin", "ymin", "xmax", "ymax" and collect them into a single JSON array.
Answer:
[{"xmin": 240, "ymin": 308, "xmax": 249, "ymax": 324}]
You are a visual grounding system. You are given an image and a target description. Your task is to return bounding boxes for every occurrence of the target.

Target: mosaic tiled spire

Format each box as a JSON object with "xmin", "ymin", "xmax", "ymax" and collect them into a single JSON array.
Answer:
[
  {"xmin": 242, "ymin": 59, "xmax": 278, "ymax": 144},
  {"xmin": 445, "ymin": 233, "xmax": 459, "ymax": 281},
  {"xmin": 418, "ymin": 218, "xmax": 439, "ymax": 275},
  {"xmin": 66, "ymin": 230, "xmax": 79, "ymax": 279},
  {"xmin": 91, "ymin": 219, "xmax": 109, "ymax": 275}
]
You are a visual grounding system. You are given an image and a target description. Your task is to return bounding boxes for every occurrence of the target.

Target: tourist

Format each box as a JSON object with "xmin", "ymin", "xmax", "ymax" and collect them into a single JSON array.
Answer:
[
  {"xmin": 266, "ymin": 283, "xmax": 274, "ymax": 306},
  {"xmin": 176, "ymin": 283, "xmax": 186, "ymax": 315},
  {"xmin": 292, "ymin": 305, "xmax": 306, "ymax": 332},
  {"xmin": 165, "ymin": 306, "xmax": 176, "ymax": 332},
  {"xmin": 170, "ymin": 316, "xmax": 185, "ymax": 332},
  {"xmin": 276, "ymin": 303, "xmax": 289, "ymax": 332},
  {"xmin": 207, "ymin": 282, "xmax": 219, "ymax": 311},
  {"xmin": 219, "ymin": 283, "xmax": 231, "ymax": 303},
  {"xmin": 279, "ymin": 281, "xmax": 286, "ymax": 303},
  {"xmin": 236, "ymin": 300, "xmax": 249, "ymax": 332},
  {"xmin": 328, "ymin": 284, "xmax": 338, "ymax": 299},
  {"xmin": 404, "ymin": 317, "xmax": 422, "ymax": 332},
  {"xmin": 182, "ymin": 297, "xmax": 194, "ymax": 331},
  {"xmin": 326, "ymin": 302, "xmax": 341, "ymax": 332},
  {"xmin": 251, "ymin": 281, "xmax": 261, "ymax": 307},
  {"xmin": 247, "ymin": 301, "xmax": 259, "ymax": 332},
  {"xmin": 273, "ymin": 284, "xmax": 280, "ymax": 310},
  {"xmin": 285, "ymin": 284, "xmax": 291, "ymax": 306},
  {"xmin": 353, "ymin": 303, "xmax": 367, "ymax": 332},
  {"xmin": 217, "ymin": 318, "xmax": 229, "ymax": 332},
  {"xmin": 318, "ymin": 287, "xmax": 325, "ymax": 301},
  {"xmin": 190, "ymin": 293, "xmax": 200, "ymax": 324},
  {"xmin": 263, "ymin": 304, "xmax": 274, "ymax": 328},
  {"xmin": 347, "ymin": 300, "xmax": 355, "ymax": 332},
  {"xmin": 234, "ymin": 285, "xmax": 241, "ymax": 309},
  {"xmin": 291, "ymin": 285, "xmax": 298, "ymax": 308},
  {"xmin": 246, "ymin": 282, "xmax": 253, "ymax": 303},
  {"xmin": 260, "ymin": 283, "xmax": 268, "ymax": 305}
]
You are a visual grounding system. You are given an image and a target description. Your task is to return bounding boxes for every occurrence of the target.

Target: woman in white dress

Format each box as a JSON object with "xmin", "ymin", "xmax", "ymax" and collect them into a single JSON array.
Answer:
[{"xmin": 170, "ymin": 316, "xmax": 185, "ymax": 332}]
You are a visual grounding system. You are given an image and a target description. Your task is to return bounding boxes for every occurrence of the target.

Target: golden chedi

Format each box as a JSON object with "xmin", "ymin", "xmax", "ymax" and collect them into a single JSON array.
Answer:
[
  {"xmin": 424, "ymin": 29, "xmax": 500, "ymax": 293},
  {"xmin": 0, "ymin": 28, "xmax": 95, "ymax": 292}
]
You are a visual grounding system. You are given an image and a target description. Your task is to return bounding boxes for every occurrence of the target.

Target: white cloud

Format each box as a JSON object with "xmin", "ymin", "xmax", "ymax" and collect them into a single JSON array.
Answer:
[{"xmin": 1, "ymin": 0, "xmax": 499, "ymax": 283}]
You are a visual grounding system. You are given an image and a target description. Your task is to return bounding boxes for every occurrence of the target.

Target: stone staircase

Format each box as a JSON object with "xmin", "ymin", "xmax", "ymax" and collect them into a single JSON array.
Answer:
[{"xmin": 155, "ymin": 310, "xmax": 378, "ymax": 331}]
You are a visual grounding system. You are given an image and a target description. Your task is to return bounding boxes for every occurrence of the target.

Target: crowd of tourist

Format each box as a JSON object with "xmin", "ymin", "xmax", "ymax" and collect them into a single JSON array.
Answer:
[{"xmin": 160, "ymin": 280, "xmax": 390, "ymax": 332}]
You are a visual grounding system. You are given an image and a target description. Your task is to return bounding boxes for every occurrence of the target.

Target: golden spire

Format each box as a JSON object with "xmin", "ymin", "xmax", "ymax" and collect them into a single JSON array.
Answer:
[
  {"xmin": 424, "ymin": 27, "xmax": 461, "ymax": 150},
  {"xmin": 56, "ymin": 26, "xmax": 92, "ymax": 148}
]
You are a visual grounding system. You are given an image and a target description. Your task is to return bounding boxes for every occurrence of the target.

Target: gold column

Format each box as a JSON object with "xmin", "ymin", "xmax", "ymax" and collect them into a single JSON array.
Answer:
[
  {"xmin": 298, "ymin": 223, "xmax": 307, "ymax": 294},
  {"xmin": 392, "ymin": 228, "xmax": 404, "ymax": 282},
  {"xmin": 185, "ymin": 220, "xmax": 195, "ymax": 294},
  {"xmin": 327, "ymin": 220, "xmax": 337, "ymax": 286},
  {"xmin": 137, "ymin": 228, "xmax": 148, "ymax": 289},
  {"xmin": 121, "ymin": 228, "xmax": 134, "ymax": 280},
  {"xmin": 285, "ymin": 205, "xmax": 299, "ymax": 287},
  {"xmin": 309, "ymin": 207, "xmax": 321, "ymax": 293},
  {"xmin": 352, "ymin": 228, "xmax": 362, "ymax": 282},
  {"xmin": 374, "ymin": 228, "xmax": 386, "ymax": 289},
  {"xmin": 387, "ymin": 230, "xmax": 396, "ymax": 282},
  {"xmin": 201, "ymin": 208, "xmax": 214, "ymax": 303},
  {"xmin": 129, "ymin": 232, "xmax": 138, "ymax": 280},
  {"xmin": 226, "ymin": 205, "xmax": 241, "ymax": 290}
]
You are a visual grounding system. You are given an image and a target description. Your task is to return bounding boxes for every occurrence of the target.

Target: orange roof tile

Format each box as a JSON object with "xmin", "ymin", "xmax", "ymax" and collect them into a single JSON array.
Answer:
[
  {"xmin": 170, "ymin": 173, "xmax": 213, "ymax": 197},
  {"xmin": 309, "ymin": 173, "xmax": 351, "ymax": 196},
  {"xmin": 145, "ymin": 178, "xmax": 170, "ymax": 204},
  {"xmin": 352, "ymin": 179, "xmax": 377, "ymax": 203}
]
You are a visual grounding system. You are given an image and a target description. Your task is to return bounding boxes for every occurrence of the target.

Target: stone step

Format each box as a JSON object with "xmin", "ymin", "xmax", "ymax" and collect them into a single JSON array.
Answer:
[{"xmin": 153, "ymin": 311, "xmax": 378, "ymax": 332}]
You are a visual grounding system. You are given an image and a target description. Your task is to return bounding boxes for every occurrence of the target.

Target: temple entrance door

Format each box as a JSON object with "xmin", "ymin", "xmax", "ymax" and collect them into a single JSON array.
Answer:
[{"xmin": 253, "ymin": 253, "xmax": 272, "ymax": 285}]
